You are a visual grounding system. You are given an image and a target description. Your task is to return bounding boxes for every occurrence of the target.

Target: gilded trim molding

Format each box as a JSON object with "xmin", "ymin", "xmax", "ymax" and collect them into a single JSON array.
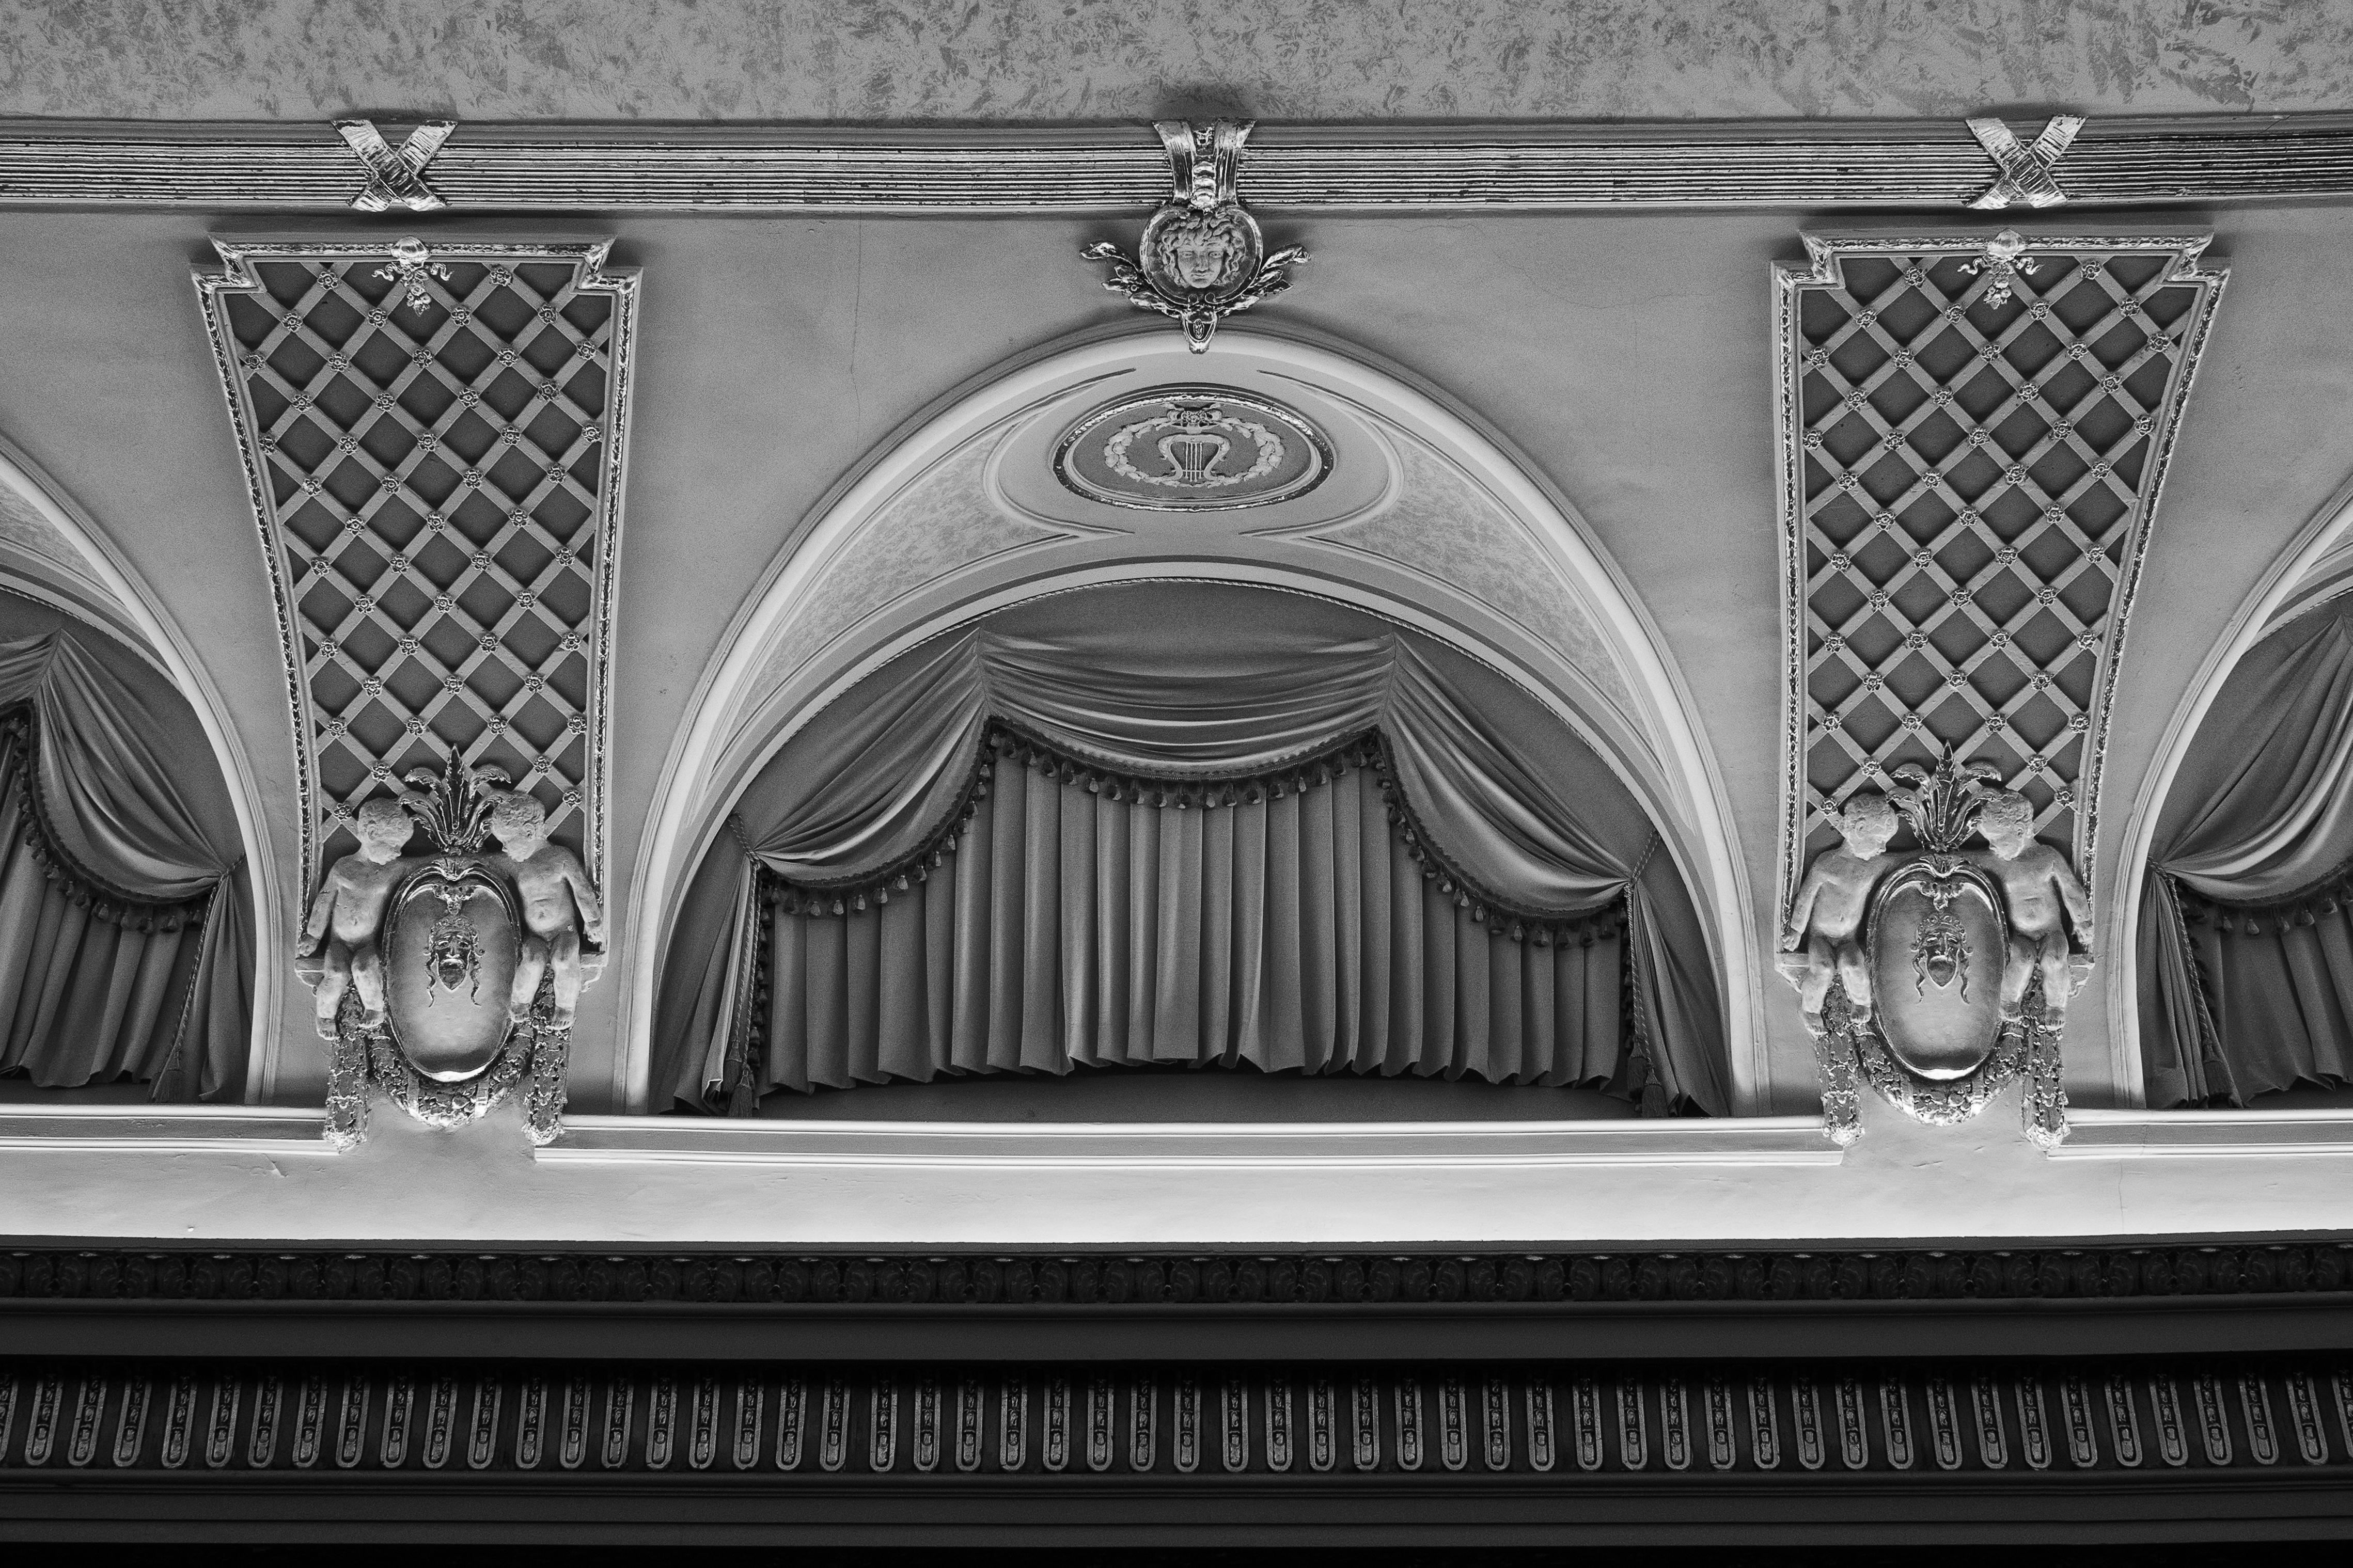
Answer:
[{"xmin": 8, "ymin": 114, "xmax": 2353, "ymax": 212}]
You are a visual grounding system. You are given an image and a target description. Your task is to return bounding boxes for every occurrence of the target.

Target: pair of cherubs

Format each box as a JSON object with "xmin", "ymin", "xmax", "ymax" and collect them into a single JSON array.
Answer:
[
  {"xmin": 295, "ymin": 787, "xmax": 604, "ymax": 1039},
  {"xmin": 1779, "ymin": 788, "xmax": 2093, "ymax": 1034}
]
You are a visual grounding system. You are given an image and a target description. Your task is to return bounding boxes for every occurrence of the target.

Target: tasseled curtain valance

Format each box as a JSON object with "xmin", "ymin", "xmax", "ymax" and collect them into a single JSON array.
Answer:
[
  {"xmin": 2139, "ymin": 604, "xmax": 2353, "ymax": 1104},
  {"xmin": 0, "ymin": 630, "xmax": 252, "ymax": 1099},
  {"xmin": 654, "ymin": 583, "xmax": 1728, "ymax": 1116}
]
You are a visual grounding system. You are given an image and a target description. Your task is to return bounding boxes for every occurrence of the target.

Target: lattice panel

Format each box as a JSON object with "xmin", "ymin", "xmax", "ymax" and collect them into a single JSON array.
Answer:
[
  {"xmin": 1773, "ymin": 233, "xmax": 2223, "ymax": 904},
  {"xmin": 197, "ymin": 240, "xmax": 637, "ymax": 884}
]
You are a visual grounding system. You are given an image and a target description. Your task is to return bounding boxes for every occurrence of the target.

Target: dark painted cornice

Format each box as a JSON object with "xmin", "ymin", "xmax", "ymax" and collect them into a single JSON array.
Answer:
[
  {"xmin": 10, "ymin": 1241, "xmax": 2350, "ymax": 1305},
  {"xmin": 6, "ymin": 1243, "xmax": 2353, "ymax": 1366}
]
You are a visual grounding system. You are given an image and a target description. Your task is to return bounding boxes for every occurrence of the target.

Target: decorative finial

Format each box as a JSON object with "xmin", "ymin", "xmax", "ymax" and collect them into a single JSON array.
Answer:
[
  {"xmin": 1887, "ymin": 745, "xmax": 2002, "ymax": 854},
  {"xmin": 399, "ymin": 750, "xmax": 510, "ymax": 854}
]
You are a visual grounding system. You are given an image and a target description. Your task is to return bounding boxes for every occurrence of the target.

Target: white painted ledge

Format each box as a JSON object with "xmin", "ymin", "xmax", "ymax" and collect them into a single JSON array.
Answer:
[
  {"xmin": 542, "ymin": 1115, "xmax": 1842, "ymax": 1169},
  {"xmin": 0, "ymin": 1102, "xmax": 328, "ymax": 1154},
  {"xmin": 2051, "ymin": 1106, "xmax": 2353, "ymax": 1159},
  {"xmin": 4, "ymin": 1096, "xmax": 2353, "ymax": 1244}
]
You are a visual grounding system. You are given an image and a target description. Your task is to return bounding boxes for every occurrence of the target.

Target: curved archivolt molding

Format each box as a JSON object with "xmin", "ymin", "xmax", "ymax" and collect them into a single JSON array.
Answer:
[
  {"xmin": 619, "ymin": 328, "xmax": 1758, "ymax": 1111},
  {"xmin": 0, "ymin": 435, "xmax": 283, "ymax": 1098}
]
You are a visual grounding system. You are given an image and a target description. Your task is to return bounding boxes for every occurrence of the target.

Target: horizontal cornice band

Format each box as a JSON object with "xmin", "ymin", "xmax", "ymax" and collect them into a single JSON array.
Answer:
[
  {"xmin": 1, "ymin": 1353, "xmax": 2348, "ymax": 1537},
  {"xmin": 6, "ymin": 1242, "xmax": 2349, "ymax": 1306},
  {"xmin": 1, "ymin": 114, "xmax": 2350, "ymax": 212}
]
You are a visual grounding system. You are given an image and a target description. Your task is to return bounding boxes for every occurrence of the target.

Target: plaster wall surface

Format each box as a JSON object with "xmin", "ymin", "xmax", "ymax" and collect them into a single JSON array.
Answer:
[
  {"xmin": 3, "ymin": 1, "xmax": 2350, "ymax": 124},
  {"xmin": 3, "ymin": 203, "xmax": 2352, "ymax": 1128}
]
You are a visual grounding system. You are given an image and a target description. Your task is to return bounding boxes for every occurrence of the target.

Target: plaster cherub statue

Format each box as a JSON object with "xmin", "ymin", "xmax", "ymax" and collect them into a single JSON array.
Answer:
[
  {"xmin": 1971, "ymin": 789, "xmax": 2096, "ymax": 1025},
  {"xmin": 485, "ymin": 788, "xmax": 605, "ymax": 1027},
  {"xmin": 1779, "ymin": 791, "xmax": 1902, "ymax": 1032},
  {"xmin": 294, "ymin": 796, "xmax": 419, "ymax": 1038}
]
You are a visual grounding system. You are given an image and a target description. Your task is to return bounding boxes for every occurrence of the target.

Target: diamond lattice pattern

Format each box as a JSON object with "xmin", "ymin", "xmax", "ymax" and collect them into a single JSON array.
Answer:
[
  {"xmin": 1788, "ymin": 242, "xmax": 2214, "ymax": 877},
  {"xmin": 214, "ymin": 249, "xmax": 623, "ymax": 876}
]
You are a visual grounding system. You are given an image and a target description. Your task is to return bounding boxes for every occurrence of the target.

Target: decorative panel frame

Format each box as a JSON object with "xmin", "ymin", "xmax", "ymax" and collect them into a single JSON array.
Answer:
[
  {"xmin": 1773, "ymin": 233, "xmax": 2224, "ymax": 908},
  {"xmin": 196, "ymin": 240, "xmax": 637, "ymax": 886}
]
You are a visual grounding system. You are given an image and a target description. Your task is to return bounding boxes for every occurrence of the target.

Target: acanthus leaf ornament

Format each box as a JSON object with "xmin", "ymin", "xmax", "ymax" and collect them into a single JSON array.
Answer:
[
  {"xmin": 1082, "ymin": 120, "xmax": 1306, "ymax": 353},
  {"xmin": 298, "ymin": 752, "xmax": 604, "ymax": 1148},
  {"xmin": 1778, "ymin": 747, "xmax": 2087, "ymax": 1147}
]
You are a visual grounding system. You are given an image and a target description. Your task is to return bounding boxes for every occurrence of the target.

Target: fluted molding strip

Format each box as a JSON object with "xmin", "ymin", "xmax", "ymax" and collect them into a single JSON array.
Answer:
[
  {"xmin": 0, "ymin": 1355, "xmax": 2343, "ymax": 1480},
  {"xmin": 6, "ymin": 115, "xmax": 2353, "ymax": 212}
]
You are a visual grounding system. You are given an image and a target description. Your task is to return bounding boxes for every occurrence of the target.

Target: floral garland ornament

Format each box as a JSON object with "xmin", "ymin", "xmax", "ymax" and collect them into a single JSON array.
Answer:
[
  {"xmin": 297, "ymin": 752, "xmax": 605, "ymax": 1148},
  {"xmin": 1083, "ymin": 120, "xmax": 1306, "ymax": 352},
  {"xmin": 1956, "ymin": 228, "xmax": 2038, "ymax": 309},
  {"xmin": 1778, "ymin": 747, "xmax": 2085, "ymax": 1147},
  {"xmin": 371, "ymin": 235, "xmax": 452, "ymax": 314}
]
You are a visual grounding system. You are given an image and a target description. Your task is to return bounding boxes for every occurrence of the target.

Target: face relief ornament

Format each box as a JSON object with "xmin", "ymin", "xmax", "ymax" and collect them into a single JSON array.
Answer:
[{"xmin": 1083, "ymin": 120, "xmax": 1307, "ymax": 352}]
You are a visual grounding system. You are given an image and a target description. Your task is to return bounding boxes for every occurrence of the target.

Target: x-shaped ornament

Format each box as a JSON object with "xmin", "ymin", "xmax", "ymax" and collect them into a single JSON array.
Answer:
[
  {"xmin": 335, "ymin": 118, "xmax": 456, "ymax": 213},
  {"xmin": 1964, "ymin": 115, "xmax": 2083, "ymax": 210}
]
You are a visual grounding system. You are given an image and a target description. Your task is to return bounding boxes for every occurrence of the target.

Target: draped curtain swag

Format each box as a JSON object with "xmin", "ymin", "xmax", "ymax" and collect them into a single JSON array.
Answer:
[
  {"xmin": 0, "ymin": 630, "xmax": 252, "ymax": 1099},
  {"xmin": 2140, "ymin": 606, "xmax": 2353, "ymax": 1104},
  {"xmin": 657, "ymin": 585, "xmax": 1727, "ymax": 1116}
]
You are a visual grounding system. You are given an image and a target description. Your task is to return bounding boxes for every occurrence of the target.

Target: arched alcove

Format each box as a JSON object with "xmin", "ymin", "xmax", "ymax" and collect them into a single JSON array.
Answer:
[
  {"xmin": 654, "ymin": 579, "xmax": 1727, "ymax": 1116},
  {"xmin": 0, "ymin": 437, "xmax": 276, "ymax": 1100},
  {"xmin": 2115, "ymin": 472, "xmax": 2353, "ymax": 1105},
  {"xmin": 621, "ymin": 328, "xmax": 1755, "ymax": 1111}
]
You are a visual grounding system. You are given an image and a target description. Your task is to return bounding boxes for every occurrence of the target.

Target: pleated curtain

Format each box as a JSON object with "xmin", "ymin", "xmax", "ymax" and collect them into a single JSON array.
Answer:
[
  {"xmin": 761, "ymin": 755, "xmax": 1634, "ymax": 1093},
  {"xmin": 2138, "ymin": 604, "xmax": 2353, "ymax": 1104},
  {"xmin": 656, "ymin": 583, "xmax": 1728, "ymax": 1115},
  {"xmin": 0, "ymin": 631, "xmax": 253, "ymax": 1099}
]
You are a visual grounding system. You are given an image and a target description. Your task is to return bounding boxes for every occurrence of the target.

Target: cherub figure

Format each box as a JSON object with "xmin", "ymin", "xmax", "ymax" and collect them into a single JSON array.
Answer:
[
  {"xmin": 485, "ymin": 789, "xmax": 605, "ymax": 1026},
  {"xmin": 1779, "ymin": 791, "xmax": 1902, "ymax": 1031},
  {"xmin": 294, "ymin": 797, "xmax": 418, "ymax": 1038},
  {"xmin": 1971, "ymin": 789, "xmax": 2095, "ymax": 1024}
]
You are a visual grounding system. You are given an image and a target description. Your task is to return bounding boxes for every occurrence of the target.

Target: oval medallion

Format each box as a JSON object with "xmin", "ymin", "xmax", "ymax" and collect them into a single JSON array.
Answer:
[
  {"xmin": 1866, "ymin": 859, "xmax": 2009, "ymax": 1082},
  {"xmin": 1054, "ymin": 386, "xmax": 1333, "ymax": 512},
  {"xmin": 383, "ymin": 861, "xmax": 523, "ymax": 1083}
]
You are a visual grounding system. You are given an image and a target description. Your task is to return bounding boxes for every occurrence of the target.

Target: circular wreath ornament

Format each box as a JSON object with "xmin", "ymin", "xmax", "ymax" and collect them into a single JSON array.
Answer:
[{"xmin": 1053, "ymin": 386, "xmax": 1333, "ymax": 512}]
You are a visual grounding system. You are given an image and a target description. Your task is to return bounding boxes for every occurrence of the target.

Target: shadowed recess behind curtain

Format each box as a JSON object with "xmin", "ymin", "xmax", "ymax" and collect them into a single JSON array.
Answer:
[
  {"xmin": 655, "ymin": 583, "xmax": 1727, "ymax": 1114},
  {"xmin": 2139, "ymin": 600, "xmax": 2353, "ymax": 1105},
  {"xmin": 0, "ymin": 628, "xmax": 252, "ymax": 1099}
]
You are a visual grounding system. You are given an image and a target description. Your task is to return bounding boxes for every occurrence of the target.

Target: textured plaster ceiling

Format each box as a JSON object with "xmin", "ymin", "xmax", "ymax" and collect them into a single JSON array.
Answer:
[{"xmin": 2, "ymin": 0, "xmax": 2349, "ymax": 123}]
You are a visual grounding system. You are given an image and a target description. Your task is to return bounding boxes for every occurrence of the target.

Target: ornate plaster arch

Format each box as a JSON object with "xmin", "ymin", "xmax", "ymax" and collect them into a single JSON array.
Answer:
[
  {"xmin": 620, "ymin": 328, "xmax": 1759, "ymax": 1111},
  {"xmin": 0, "ymin": 434, "xmax": 283, "ymax": 1099}
]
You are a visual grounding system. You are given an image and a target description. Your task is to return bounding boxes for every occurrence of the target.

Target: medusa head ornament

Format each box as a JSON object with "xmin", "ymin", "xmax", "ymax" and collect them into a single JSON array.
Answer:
[{"xmin": 1083, "ymin": 120, "xmax": 1307, "ymax": 352}]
